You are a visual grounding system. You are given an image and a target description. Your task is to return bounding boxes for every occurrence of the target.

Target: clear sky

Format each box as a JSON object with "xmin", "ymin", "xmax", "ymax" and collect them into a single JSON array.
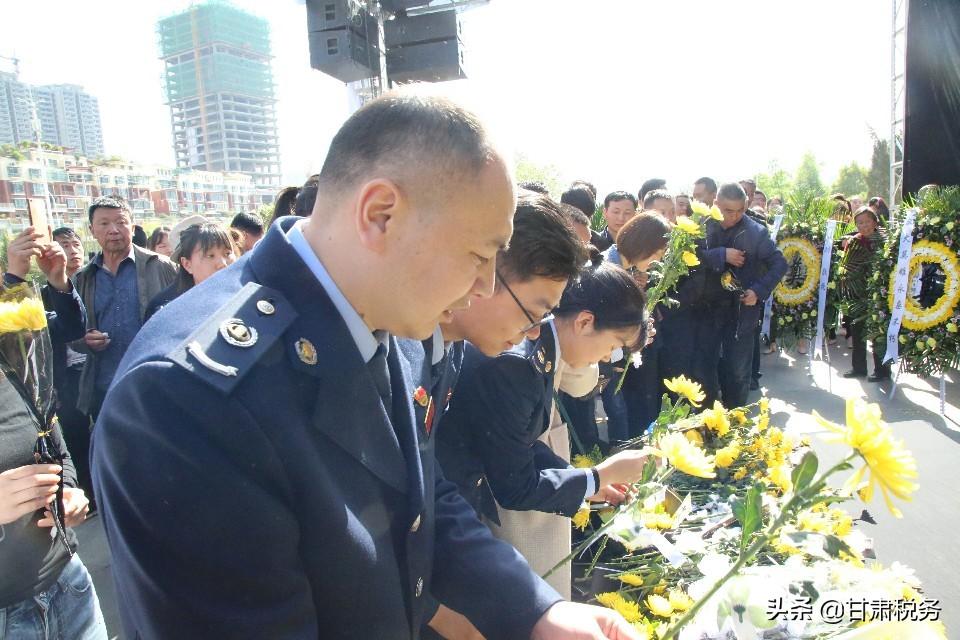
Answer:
[{"xmin": 0, "ymin": 0, "xmax": 891, "ymax": 197}]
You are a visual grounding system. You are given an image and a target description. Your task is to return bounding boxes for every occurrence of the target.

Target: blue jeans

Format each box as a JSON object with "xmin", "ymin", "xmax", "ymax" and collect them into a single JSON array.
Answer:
[{"xmin": 0, "ymin": 556, "xmax": 107, "ymax": 640}]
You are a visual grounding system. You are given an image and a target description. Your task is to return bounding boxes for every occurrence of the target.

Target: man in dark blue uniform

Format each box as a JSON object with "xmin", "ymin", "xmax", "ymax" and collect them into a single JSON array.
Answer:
[
  {"xmin": 91, "ymin": 93, "xmax": 640, "ymax": 639},
  {"xmin": 699, "ymin": 183, "xmax": 787, "ymax": 408}
]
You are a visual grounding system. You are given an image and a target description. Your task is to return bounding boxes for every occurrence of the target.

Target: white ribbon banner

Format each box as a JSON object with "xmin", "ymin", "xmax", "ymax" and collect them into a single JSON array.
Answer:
[
  {"xmin": 813, "ymin": 220, "xmax": 838, "ymax": 358},
  {"xmin": 761, "ymin": 214, "xmax": 786, "ymax": 339},
  {"xmin": 884, "ymin": 208, "xmax": 919, "ymax": 364}
]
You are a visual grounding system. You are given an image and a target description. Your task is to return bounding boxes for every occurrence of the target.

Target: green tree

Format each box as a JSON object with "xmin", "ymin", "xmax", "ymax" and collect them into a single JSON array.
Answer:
[
  {"xmin": 865, "ymin": 132, "xmax": 890, "ymax": 200},
  {"xmin": 756, "ymin": 160, "xmax": 793, "ymax": 201},
  {"xmin": 514, "ymin": 152, "xmax": 565, "ymax": 198},
  {"xmin": 831, "ymin": 162, "xmax": 867, "ymax": 197},
  {"xmin": 794, "ymin": 152, "xmax": 824, "ymax": 195}
]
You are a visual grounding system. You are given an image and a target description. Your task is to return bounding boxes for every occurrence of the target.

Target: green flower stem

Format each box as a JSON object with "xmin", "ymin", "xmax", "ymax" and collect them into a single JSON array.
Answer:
[
  {"xmin": 658, "ymin": 454, "xmax": 856, "ymax": 640},
  {"xmin": 17, "ymin": 335, "xmax": 29, "ymax": 386}
]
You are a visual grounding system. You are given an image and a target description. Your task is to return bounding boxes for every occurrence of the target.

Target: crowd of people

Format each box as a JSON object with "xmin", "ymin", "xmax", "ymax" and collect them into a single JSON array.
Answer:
[{"xmin": 0, "ymin": 91, "xmax": 893, "ymax": 640}]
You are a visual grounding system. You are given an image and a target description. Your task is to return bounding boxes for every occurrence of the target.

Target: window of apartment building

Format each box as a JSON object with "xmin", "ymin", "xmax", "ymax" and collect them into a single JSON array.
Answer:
[
  {"xmin": 75, "ymin": 185, "xmax": 88, "ymax": 196},
  {"xmin": 13, "ymin": 198, "xmax": 26, "ymax": 210},
  {"xmin": 28, "ymin": 168, "xmax": 41, "ymax": 180},
  {"xmin": 31, "ymin": 183, "xmax": 47, "ymax": 195},
  {"xmin": 6, "ymin": 166, "xmax": 20, "ymax": 178},
  {"xmin": 9, "ymin": 182, "xmax": 24, "ymax": 194}
]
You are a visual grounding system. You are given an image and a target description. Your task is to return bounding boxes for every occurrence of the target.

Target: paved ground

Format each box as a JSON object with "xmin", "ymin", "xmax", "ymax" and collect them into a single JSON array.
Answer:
[{"xmin": 74, "ymin": 335, "xmax": 959, "ymax": 638}]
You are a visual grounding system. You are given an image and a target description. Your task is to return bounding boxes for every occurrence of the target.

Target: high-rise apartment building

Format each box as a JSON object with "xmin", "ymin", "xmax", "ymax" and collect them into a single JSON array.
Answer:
[
  {"xmin": 0, "ymin": 70, "xmax": 105, "ymax": 157},
  {"xmin": 0, "ymin": 71, "xmax": 39, "ymax": 147},
  {"xmin": 32, "ymin": 85, "xmax": 105, "ymax": 157},
  {"xmin": 158, "ymin": 2, "xmax": 281, "ymax": 189}
]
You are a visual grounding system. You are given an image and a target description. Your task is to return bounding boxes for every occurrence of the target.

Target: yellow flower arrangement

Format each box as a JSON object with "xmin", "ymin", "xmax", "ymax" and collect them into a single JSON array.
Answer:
[
  {"xmin": 0, "ymin": 297, "xmax": 47, "ymax": 333},
  {"xmin": 886, "ymin": 240, "xmax": 960, "ymax": 331},
  {"xmin": 715, "ymin": 443, "xmax": 741, "ymax": 468},
  {"xmin": 668, "ymin": 588, "xmax": 693, "ymax": 612},
  {"xmin": 663, "ymin": 375, "xmax": 705, "ymax": 407},
  {"xmin": 618, "ymin": 573, "xmax": 646, "ymax": 587},
  {"xmin": 572, "ymin": 454, "xmax": 594, "ymax": 469},
  {"xmin": 646, "ymin": 594, "xmax": 674, "ymax": 617},
  {"xmin": 767, "ymin": 463, "xmax": 793, "ymax": 494},
  {"xmin": 701, "ymin": 401, "xmax": 730, "ymax": 436},
  {"xmin": 774, "ymin": 237, "xmax": 821, "ymax": 306},
  {"xmin": 814, "ymin": 398, "xmax": 918, "ymax": 518},
  {"xmin": 684, "ymin": 429, "xmax": 703, "ymax": 446},
  {"xmin": 572, "ymin": 506, "xmax": 591, "ymax": 531},
  {"xmin": 596, "ymin": 592, "xmax": 642, "ymax": 623},
  {"xmin": 675, "ymin": 216, "xmax": 701, "ymax": 236},
  {"xmin": 681, "ymin": 251, "xmax": 700, "ymax": 267},
  {"xmin": 730, "ymin": 409, "xmax": 747, "ymax": 425},
  {"xmin": 655, "ymin": 432, "xmax": 716, "ymax": 478}
]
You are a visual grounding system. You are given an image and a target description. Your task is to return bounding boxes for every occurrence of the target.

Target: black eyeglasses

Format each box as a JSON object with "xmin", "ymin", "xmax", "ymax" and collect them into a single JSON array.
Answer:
[{"xmin": 496, "ymin": 269, "xmax": 554, "ymax": 333}]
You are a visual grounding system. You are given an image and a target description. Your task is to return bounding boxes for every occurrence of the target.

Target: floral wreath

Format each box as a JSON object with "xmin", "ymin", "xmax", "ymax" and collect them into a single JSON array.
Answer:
[
  {"xmin": 774, "ymin": 237, "xmax": 820, "ymax": 306},
  {"xmin": 887, "ymin": 240, "xmax": 960, "ymax": 331},
  {"xmin": 866, "ymin": 186, "xmax": 960, "ymax": 377}
]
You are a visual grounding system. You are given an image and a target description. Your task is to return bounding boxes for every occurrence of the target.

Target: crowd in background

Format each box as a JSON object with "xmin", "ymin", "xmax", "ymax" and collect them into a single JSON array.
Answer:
[{"xmin": 0, "ymin": 92, "xmax": 898, "ymax": 639}]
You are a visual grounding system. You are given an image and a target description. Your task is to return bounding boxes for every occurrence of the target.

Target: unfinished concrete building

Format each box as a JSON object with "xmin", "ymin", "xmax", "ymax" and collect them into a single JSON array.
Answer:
[{"xmin": 158, "ymin": 2, "xmax": 281, "ymax": 189}]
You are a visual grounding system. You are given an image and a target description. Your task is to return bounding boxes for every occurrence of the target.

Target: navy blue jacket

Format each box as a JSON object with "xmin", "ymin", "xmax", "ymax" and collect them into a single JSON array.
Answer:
[
  {"xmin": 437, "ymin": 323, "xmax": 589, "ymax": 525},
  {"xmin": 91, "ymin": 218, "xmax": 561, "ymax": 640},
  {"xmin": 703, "ymin": 215, "xmax": 788, "ymax": 323}
]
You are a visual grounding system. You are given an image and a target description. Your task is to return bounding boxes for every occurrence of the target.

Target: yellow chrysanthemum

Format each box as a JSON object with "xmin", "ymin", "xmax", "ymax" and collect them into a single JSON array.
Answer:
[
  {"xmin": 675, "ymin": 216, "xmax": 701, "ymax": 236},
  {"xmin": 681, "ymin": 251, "xmax": 700, "ymax": 267},
  {"xmin": 572, "ymin": 506, "xmax": 591, "ymax": 531},
  {"xmin": 630, "ymin": 622, "xmax": 652, "ymax": 640},
  {"xmin": 663, "ymin": 375, "xmax": 705, "ymax": 407},
  {"xmin": 618, "ymin": 573, "xmax": 646, "ymax": 587},
  {"xmin": 684, "ymin": 429, "xmax": 704, "ymax": 446},
  {"xmin": 596, "ymin": 592, "xmax": 642, "ymax": 623},
  {"xmin": 715, "ymin": 443, "xmax": 741, "ymax": 468},
  {"xmin": 886, "ymin": 240, "xmax": 960, "ymax": 331},
  {"xmin": 814, "ymin": 399, "xmax": 918, "ymax": 518},
  {"xmin": 730, "ymin": 409, "xmax": 747, "ymax": 425},
  {"xmin": 646, "ymin": 594, "xmax": 674, "ymax": 617},
  {"xmin": 732, "ymin": 467, "xmax": 748, "ymax": 481},
  {"xmin": 701, "ymin": 400, "xmax": 730, "ymax": 436},
  {"xmin": 655, "ymin": 432, "xmax": 716, "ymax": 478},
  {"xmin": 759, "ymin": 397, "xmax": 769, "ymax": 414},
  {"xmin": 0, "ymin": 297, "xmax": 47, "ymax": 333},
  {"xmin": 571, "ymin": 454, "xmax": 594, "ymax": 469},
  {"xmin": 668, "ymin": 588, "xmax": 693, "ymax": 612},
  {"xmin": 641, "ymin": 510, "xmax": 674, "ymax": 530},
  {"xmin": 708, "ymin": 205, "xmax": 724, "ymax": 220},
  {"xmin": 767, "ymin": 463, "xmax": 793, "ymax": 494}
]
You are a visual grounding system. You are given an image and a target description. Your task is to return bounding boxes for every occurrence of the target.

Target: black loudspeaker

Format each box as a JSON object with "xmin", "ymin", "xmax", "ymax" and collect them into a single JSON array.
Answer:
[
  {"xmin": 384, "ymin": 11, "xmax": 466, "ymax": 84},
  {"xmin": 306, "ymin": 0, "xmax": 380, "ymax": 83},
  {"xmin": 902, "ymin": 0, "xmax": 960, "ymax": 195}
]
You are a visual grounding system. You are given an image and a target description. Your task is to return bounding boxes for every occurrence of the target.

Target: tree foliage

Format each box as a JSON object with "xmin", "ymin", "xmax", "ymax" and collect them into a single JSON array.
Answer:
[
  {"xmin": 865, "ymin": 132, "xmax": 891, "ymax": 200},
  {"xmin": 831, "ymin": 162, "xmax": 867, "ymax": 198},
  {"xmin": 794, "ymin": 152, "xmax": 824, "ymax": 195},
  {"xmin": 514, "ymin": 152, "xmax": 565, "ymax": 199},
  {"xmin": 756, "ymin": 160, "xmax": 793, "ymax": 201}
]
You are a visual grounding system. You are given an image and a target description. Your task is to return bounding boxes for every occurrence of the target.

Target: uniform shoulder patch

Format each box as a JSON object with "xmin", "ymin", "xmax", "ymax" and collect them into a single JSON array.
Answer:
[{"xmin": 167, "ymin": 281, "xmax": 297, "ymax": 395}]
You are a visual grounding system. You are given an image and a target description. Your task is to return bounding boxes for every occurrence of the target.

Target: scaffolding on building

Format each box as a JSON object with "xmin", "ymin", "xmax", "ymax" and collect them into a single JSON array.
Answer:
[{"xmin": 158, "ymin": 1, "xmax": 281, "ymax": 189}]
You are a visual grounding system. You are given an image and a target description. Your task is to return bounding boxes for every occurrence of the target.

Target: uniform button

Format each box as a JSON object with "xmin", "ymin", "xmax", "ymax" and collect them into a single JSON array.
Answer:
[
  {"xmin": 410, "ymin": 514, "xmax": 421, "ymax": 533},
  {"xmin": 415, "ymin": 577, "xmax": 424, "ymax": 598},
  {"xmin": 476, "ymin": 477, "xmax": 483, "ymax": 487}
]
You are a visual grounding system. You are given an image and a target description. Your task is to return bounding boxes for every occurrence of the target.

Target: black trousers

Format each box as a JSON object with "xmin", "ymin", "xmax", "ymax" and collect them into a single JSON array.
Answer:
[
  {"xmin": 850, "ymin": 319, "xmax": 890, "ymax": 377},
  {"xmin": 57, "ymin": 366, "xmax": 94, "ymax": 500}
]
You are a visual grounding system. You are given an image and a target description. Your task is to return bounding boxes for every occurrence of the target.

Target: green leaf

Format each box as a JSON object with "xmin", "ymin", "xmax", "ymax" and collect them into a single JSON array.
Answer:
[
  {"xmin": 791, "ymin": 451, "xmax": 819, "ymax": 493},
  {"xmin": 732, "ymin": 482, "xmax": 763, "ymax": 551}
]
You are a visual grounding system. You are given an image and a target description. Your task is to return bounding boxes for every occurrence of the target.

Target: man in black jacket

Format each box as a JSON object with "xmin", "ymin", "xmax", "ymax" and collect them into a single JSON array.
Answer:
[{"xmin": 699, "ymin": 183, "xmax": 787, "ymax": 407}]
